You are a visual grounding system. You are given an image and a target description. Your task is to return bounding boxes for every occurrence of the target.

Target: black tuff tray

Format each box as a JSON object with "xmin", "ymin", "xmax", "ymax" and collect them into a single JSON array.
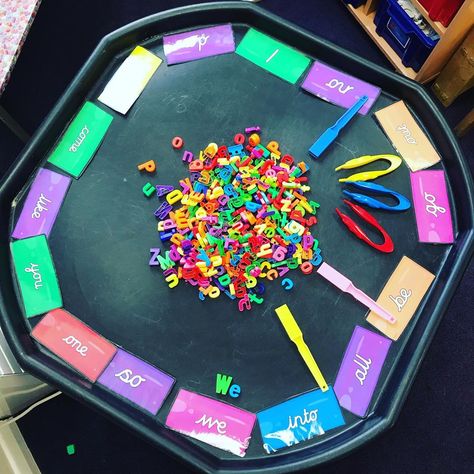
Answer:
[{"xmin": 0, "ymin": 3, "xmax": 473, "ymax": 473}]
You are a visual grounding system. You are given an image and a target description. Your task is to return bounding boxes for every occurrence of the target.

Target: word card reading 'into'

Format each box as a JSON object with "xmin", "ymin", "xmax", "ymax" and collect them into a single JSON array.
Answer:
[
  {"xmin": 12, "ymin": 168, "xmax": 71, "ymax": 239},
  {"xmin": 166, "ymin": 389, "xmax": 256, "ymax": 457},
  {"xmin": 98, "ymin": 349, "xmax": 174, "ymax": 415},
  {"xmin": 31, "ymin": 309, "xmax": 117, "ymax": 382},
  {"xmin": 11, "ymin": 235, "xmax": 62, "ymax": 318},
  {"xmin": 257, "ymin": 387, "xmax": 345, "ymax": 454},
  {"xmin": 334, "ymin": 326, "xmax": 391, "ymax": 417}
]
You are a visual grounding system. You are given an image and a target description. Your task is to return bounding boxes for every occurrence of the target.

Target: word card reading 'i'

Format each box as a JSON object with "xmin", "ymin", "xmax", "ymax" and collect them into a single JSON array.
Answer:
[
  {"xmin": 257, "ymin": 387, "xmax": 345, "ymax": 454},
  {"xmin": 166, "ymin": 389, "xmax": 256, "ymax": 457},
  {"xmin": 31, "ymin": 309, "xmax": 117, "ymax": 382},
  {"xmin": 97, "ymin": 349, "xmax": 174, "ymax": 415},
  {"xmin": 334, "ymin": 326, "xmax": 391, "ymax": 417}
]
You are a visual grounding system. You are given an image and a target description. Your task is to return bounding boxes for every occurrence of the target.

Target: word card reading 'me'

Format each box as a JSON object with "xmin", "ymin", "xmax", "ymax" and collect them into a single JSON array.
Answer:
[
  {"xmin": 98, "ymin": 46, "xmax": 162, "ymax": 114},
  {"xmin": 374, "ymin": 100, "xmax": 441, "ymax": 171},
  {"xmin": 163, "ymin": 24, "xmax": 235, "ymax": 65},
  {"xmin": 257, "ymin": 387, "xmax": 345, "ymax": 454},
  {"xmin": 31, "ymin": 309, "xmax": 117, "ymax": 382},
  {"xmin": 236, "ymin": 28, "xmax": 310, "ymax": 84},
  {"xmin": 301, "ymin": 61, "xmax": 381, "ymax": 115},
  {"xmin": 47, "ymin": 102, "xmax": 113, "ymax": 178},
  {"xmin": 98, "ymin": 349, "xmax": 174, "ymax": 415},
  {"xmin": 410, "ymin": 170, "xmax": 454, "ymax": 244},
  {"xmin": 334, "ymin": 326, "xmax": 391, "ymax": 417},
  {"xmin": 166, "ymin": 389, "xmax": 256, "ymax": 457},
  {"xmin": 11, "ymin": 235, "xmax": 62, "ymax": 318},
  {"xmin": 12, "ymin": 168, "xmax": 71, "ymax": 239},
  {"xmin": 367, "ymin": 256, "xmax": 435, "ymax": 341}
]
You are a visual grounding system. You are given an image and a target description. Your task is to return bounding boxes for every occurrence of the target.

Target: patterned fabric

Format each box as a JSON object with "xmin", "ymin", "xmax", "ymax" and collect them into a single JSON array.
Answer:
[{"xmin": 0, "ymin": 0, "xmax": 41, "ymax": 95}]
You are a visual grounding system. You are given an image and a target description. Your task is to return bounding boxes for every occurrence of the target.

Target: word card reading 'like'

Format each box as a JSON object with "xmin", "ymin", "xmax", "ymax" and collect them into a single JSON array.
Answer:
[
  {"xmin": 166, "ymin": 389, "xmax": 256, "ymax": 457},
  {"xmin": 31, "ymin": 309, "xmax": 117, "ymax": 382},
  {"xmin": 334, "ymin": 326, "xmax": 391, "ymax": 417},
  {"xmin": 163, "ymin": 24, "xmax": 235, "ymax": 65},
  {"xmin": 97, "ymin": 349, "xmax": 174, "ymax": 415},
  {"xmin": 257, "ymin": 387, "xmax": 345, "ymax": 454}
]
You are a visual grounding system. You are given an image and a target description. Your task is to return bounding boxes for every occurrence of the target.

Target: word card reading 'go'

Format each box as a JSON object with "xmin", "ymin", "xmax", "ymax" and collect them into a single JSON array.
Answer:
[
  {"xmin": 166, "ymin": 389, "xmax": 256, "ymax": 457},
  {"xmin": 97, "ymin": 349, "xmax": 174, "ymax": 415},
  {"xmin": 334, "ymin": 326, "xmax": 391, "ymax": 417},
  {"xmin": 31, "ymin": 309, "xmax": 116, "ymax": 382}
]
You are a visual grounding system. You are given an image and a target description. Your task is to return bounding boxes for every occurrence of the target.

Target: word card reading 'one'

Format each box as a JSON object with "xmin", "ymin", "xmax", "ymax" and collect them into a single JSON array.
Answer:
[
  {"xmin": 236, "ymin": 28, "xmax": 310, "ymax": 84},
  {"xmin": 11, "ymin": 235, "xmax": 62, "ymax": 318},
  {"xmin": 163, "ymin": 24, "xmax": 235, "ymax": 65},
  {"xmin": 166, "ymin": 389, "xmax": 256, "ymax": 457},
  {"xmin": 257, "ymin": 387, "xmax": 345, "ymax": 454},
  {"xmin": 12, "ymin": 168, "xmax": 71, "ymax": 239},
  {"xmin": 47, "ymin": 101, "xmax": 113, "ymax": 178},
  {"xmin": 31, "ymin": 309, "xmax": 117, "ymax": 382},
  {"xmin": 334, "ymin": 326, "xmax": 391, "ymax": 417},
  {"xmin": 97, "ymin": 349, "xmax": 174, "ymax": 415},
  {"xmin": 301, "ymin": 61, "xmax": 380, "ymax": 115}
]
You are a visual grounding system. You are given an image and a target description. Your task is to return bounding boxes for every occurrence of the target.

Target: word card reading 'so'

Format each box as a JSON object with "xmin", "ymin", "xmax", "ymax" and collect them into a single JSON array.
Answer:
[
  {"xmin": 334, "ymin": 326, "xmax": 391, "ymax": 417},
  {"xmin": 97, "ymin": 349, "xmax": 174, "ymax": 415},
  {"xmin": 166, "ymin": 389, "xmax": 256, "ymax": 457},
  {"xmin": 31, "ymin": 309, "xmax": 117, "ymax": 382},
  {"xmin": 257, "ymin": 387, "xmax": 345, "ymax": 454}
]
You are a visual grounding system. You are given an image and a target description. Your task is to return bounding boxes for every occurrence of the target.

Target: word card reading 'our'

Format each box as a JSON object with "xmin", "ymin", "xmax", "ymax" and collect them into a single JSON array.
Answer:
[
  {"xmin": 367, "ymin": 256, "xmax": 435, "ymax": 341},
  {"xmin": 12, "ymin": 168, "xmax": 71, "ymax": 239},
  {"xmin": 163, "ymin": 24, "xmax": 235, "ymax": 65},
  {"xmin": 47, "ymin": 102, "xmax": 113, "ymax": 178},
  {"xmin": 410, "ymin": 170, "xmax": 454, "ymax": 244},
  {"xmin": 257, "ymin": 387, "xmax": 345, "ymax": 454},
  {"xmin": 236, "ymin": 28, "xmax": 310, "ymax": 84},
  {"xmin": 98, "ymin": 349, "xmax": 174, "ymax": 415},
  {"xmin": 11, "ymin": 235, "xmax": 62, "ymax": 318},
  {"xmin": 31, "ymin": 309, "xmax": 116, "ymax": 382},
  {"xmin": 301, "ymin": 61, "xmax": 381, "ymax": 115},
  {"xmin": 334, "ymin": 326, "xmax": 391, "ymax": 417},
  {"xmin": 166, "ymin": 389, "xmax": 256, "ymax": 457},
  {"xmin": 98, "ymin": 46, "xmax": 162, "ymax": 115}
]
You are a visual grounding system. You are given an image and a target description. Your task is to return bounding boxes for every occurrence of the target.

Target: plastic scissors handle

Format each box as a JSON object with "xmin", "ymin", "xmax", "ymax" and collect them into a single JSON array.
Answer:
[{"xmin": 342, "ymin": 181, "xmax": 411, "ymax": 211}]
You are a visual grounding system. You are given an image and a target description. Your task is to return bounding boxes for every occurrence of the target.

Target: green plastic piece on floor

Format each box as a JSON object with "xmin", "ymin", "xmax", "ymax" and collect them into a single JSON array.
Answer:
[{"xmin": 66, "ymin": 444, "xmax": 75, "ymax": 455}]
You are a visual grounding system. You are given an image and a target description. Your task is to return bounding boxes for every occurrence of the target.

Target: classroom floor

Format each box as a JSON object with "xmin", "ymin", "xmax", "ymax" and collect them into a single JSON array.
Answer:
[{"xmin": 1, "ymin": 1, "xmax": 473, "ymax": 473}]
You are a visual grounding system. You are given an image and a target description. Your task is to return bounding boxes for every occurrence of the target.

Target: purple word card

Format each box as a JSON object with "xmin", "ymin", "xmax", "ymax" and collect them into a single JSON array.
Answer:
[
  {"xmin": 12, "ymin": 168, "xmax": 71, "ymax": 239},
  {"xmin": 334, "ymin": 326, "xmax": 391, "ymax": 417},
  {"xmin": 97, "ymin": 349, "xmax": 175, "ymax": 415},
  {"xmin": 163, "ymin": 24, "xmax": 235, "ymax": 65},
  {"xmin": 301, "ymin": 61, "xmax": 381, "ymax": 115}
]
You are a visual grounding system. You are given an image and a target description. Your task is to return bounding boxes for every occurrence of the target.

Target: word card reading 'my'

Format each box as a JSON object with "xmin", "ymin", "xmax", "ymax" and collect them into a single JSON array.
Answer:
[
  {"xmin": 166, "ymin": 389, "xmax": 256, "ymax": 457},
  {"xmin": 47, "ymin": 102, "xmax": 113, "ymax": 178},
  {"xmin": 11, "ymin": 235, "xmax": 62, "ymax": 318},
  {"xmin": 367, "ymin": 256, "xmax": 435, "ymax": 341},
  {"xmin": 163, "ymin": 24, "xmax": 235, "ymax": 65},
  {"xmin": 334, "ymin": 326, "xmax": 391, "ymax": 417},
  {"xmin": 31, "ymin": 309, "xmax": 116, "ymax": 382},
  {"xmin": 12, "ymin": 168, "xmax": 71, "ymax": 239},
  {"xmin": 98, "ymin": 349, "xmax": 174, "ymax": 415},
  {"xmin": 257, "ymin": 387, "xmax": 345, "ymax": 454},
  {"xmin": 98, "ymin": 46, "xmax": 162, "ymax": 114},
  {"xmin": 236, "ymin": 28, "xmax": 310, "ymax": 84}
]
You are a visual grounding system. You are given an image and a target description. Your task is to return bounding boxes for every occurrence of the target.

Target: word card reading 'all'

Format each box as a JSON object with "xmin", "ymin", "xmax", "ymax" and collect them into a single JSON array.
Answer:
[
  {"xmin": 12, "ymin": 168, "xmax": 71, "ymax": 239},
  {"xmin": 47, "ymin": 101, "xmax": 113, "ymax": 178},
  {"xmin": 334, "ymin": 326, "xmax": 391, "ymax": 417},
  {"xmin": 257, "ymin": 387, "xmax": 345, "ymax": 454},
  {"xmin": 97, "ymin": 349, "xmax": 174, "ymax": 415},
  {"xmin": 98, "ymin": 46, "xmax": 162, "ymax": 115},
  {"xmin": 166, "ymin": 389, "xmax": 256, "ymax": 457},
  {"xmin": 163, "ymin": 24, "xmax": 235, "ymax": 65},
  {"xmin": 301, "ymin": 61, "xmax": 381, "ymax": 115},
  {"xmin": 11, "ymin": 235, "xmax": 62, "ymax": 318},
  {"xmin": 367, "ymin": 256, "xmax": 435, "ymax": 341},
  {"xmin": 31, "ymin": 309, "xmax": 117, "ymax": 382},
  {"xmin": 236, "ymin": 28, "xmax": 310, "ymax": 84}
]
